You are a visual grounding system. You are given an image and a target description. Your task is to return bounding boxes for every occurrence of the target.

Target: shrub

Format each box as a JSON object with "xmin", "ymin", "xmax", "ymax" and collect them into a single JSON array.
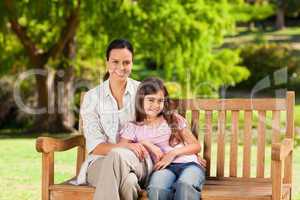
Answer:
[{"xmin": 237, "ymin": 43, "xmax": 299, "ymax": 90}]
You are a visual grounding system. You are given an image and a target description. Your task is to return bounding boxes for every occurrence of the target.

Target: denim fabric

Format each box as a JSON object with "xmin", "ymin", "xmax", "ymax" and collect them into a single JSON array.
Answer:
[{"xmin": 147, "ymin": 162, "xmax": 206, "ymax": 200}]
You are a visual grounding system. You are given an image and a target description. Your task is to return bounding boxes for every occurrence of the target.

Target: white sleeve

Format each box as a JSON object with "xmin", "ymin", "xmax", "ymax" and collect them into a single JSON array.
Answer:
[{"xmin": 80, "ymin": 92, "xmax": 107, "ymax": 154}]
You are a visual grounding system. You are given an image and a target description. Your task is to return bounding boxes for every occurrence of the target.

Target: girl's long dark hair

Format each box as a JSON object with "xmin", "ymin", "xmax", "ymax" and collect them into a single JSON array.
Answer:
[
  {"xmin": 103, "ymin": 39, "xmax": 134, "ymax": 81},
  {"xmin": 135, "ymin": 77, "xmax": 183, "ymax": 146}
]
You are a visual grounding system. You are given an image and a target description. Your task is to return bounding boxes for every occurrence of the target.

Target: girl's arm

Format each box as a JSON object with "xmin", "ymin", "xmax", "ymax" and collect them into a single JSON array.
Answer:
[
  {"xmin": 154, "ymin": 128, "xmax": 201, "ymax": 170},
  {"xmin": 172, "ymin": 128, "xmax": 201, "ymax": 156}
]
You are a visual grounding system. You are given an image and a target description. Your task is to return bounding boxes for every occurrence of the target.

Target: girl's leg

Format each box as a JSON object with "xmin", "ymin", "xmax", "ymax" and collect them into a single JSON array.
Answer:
[
  {"xmin": 174, "ymin": 164, "xmax": 206, "ymax": 200},
  {"xmin": 147, "ymin": 169, "xmax": 176, "ymax": 200}
]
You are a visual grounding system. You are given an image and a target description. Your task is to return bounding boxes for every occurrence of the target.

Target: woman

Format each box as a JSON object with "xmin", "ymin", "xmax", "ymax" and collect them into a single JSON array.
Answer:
[{"xmin": 76, "ymin": 39, "xmax": 151, "ymax": 200}]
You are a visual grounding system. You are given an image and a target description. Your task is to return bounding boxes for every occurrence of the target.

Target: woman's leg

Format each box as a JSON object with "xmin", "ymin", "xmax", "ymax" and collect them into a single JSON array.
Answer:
[
  {"xmin": 120, "ymin": 172, "xmax": 140, "ymax": 200},
  {"xmin": 147, "ymin": 169, "xmax": 176, "ymax": 200},
  {"xmin": 87, "ymin": 148, "xmax": 147, "ymax": 200},
  {"xmin": 87, "ymin": 157, "xmax": 105, "ymax": 186},
  {"xmin": 173, "ymin": 164, "xmax": 206, "ymax": 200}
]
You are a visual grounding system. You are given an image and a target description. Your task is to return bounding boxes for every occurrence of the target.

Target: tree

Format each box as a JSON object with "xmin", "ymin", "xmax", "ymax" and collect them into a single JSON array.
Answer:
[
  {"xmin": 228, "ymin": 0, "xmax": 274, "ymax": 30},
  {"xmin": 89, "ymin": 0, "xmax": 250, "ymax": 97},
  {"xmin": 0, "ymin": 0, "xmax": 251, "ymax": 132},
  {"xmin": 0, "ymin": 0, "xmax": 80, "ymax": 132},
  {"xmin": 270, "ymin": 0, "xmax": 300, "ymax": 29}
]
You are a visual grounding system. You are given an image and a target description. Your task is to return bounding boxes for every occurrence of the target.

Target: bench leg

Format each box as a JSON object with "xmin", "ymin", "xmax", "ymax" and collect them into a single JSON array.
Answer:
[
  {"xmin": 42, "ymin": 152, "xmax": 54, "ymax": 200},
  {"xmin": 272, "ymin": 160, "xmax": 283, "ymax": 200}
]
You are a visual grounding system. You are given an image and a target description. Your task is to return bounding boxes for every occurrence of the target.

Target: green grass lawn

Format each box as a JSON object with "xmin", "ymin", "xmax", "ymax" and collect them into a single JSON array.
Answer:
[
  {"xmin": 0, "ymin": 136, "xmax": 299, "ymax": 200},
  {"xmin": 0, "ymin": 137, "xmax": 77, "ymax": 200}
]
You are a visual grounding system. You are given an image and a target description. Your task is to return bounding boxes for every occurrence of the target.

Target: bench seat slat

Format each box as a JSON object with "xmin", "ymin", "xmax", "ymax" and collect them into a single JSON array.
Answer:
[{"xmin": 49, "ymin": 179, "xmax": 291, "ymax": 200}]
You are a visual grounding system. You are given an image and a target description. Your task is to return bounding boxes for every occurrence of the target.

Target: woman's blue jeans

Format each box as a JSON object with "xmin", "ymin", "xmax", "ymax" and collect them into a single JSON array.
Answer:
[{"xmin": 147, "ymin": 162, "xmax": 206, "ymax": 200}]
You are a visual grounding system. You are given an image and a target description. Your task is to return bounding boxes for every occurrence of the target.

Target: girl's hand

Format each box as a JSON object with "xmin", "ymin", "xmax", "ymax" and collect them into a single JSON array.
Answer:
[
  {"xmin": 197, "ymin": 155, "xmax": 207, "ymax": 169},
  {"xmin": 125, "ymin": 143, "xmax": 149, "ymax": 161},
  {"xmin": 154, "ymin": 150, "xmax": 177, "ymax": 170}
]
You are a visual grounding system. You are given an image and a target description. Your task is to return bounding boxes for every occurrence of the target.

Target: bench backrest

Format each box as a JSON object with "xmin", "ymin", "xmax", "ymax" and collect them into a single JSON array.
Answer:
[
  {"xmin": 78, "ymin": 91, "xmax": 295, "ymax": 181},
  {"xmin": 170, "ymin": 91, "xmax": 294, "ymax": 181}
]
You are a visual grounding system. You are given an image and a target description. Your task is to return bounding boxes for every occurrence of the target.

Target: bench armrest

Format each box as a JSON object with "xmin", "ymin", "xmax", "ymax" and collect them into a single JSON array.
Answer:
[
  {"xmin": 36, "ymin": 135, "xmax": 85, "ymax": 153},
  {"xmin": 271, "ymin": 138, "xmax": 293, "ymax": 161}
]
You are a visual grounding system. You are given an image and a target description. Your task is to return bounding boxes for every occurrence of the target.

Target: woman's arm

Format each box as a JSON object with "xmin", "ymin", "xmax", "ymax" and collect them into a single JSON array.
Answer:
[
  {"xmin": 92, "ymin": 142, "xmax": 129, "ymax": 155},
  {"xmin": 94, "ymin": 137, "xmax": 149, "ymax": 160}
]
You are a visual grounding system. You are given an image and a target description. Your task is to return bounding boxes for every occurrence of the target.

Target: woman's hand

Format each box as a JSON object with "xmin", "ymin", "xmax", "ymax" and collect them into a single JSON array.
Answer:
[
  {"xmin": 154, "ymin": 150, "xmax": 177, "ymax": 170},
  {"xmin": 150, "ymin": 145, "xmax": 164, "ymax": 163},
  {"xmin": 125, "ymin": 143, "xmax": 149, "ymax": 161},
  {"xmin": 140, "ymin": 140, "xmax": 164, "ymax": 163}
]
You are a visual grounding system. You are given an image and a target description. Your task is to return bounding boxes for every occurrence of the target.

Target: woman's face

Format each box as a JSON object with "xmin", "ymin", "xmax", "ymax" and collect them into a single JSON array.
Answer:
[
  {"xmin": 143, "ymin": 90, "xmax": 165, "ymax": 119},
  {"xmin": 107, "ymin": 48, "xmax": 133, "ymax": 81}
]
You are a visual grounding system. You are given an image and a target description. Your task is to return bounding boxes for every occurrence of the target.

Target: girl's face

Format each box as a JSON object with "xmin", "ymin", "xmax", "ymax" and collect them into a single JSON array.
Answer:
[
  {"xmin": 143, "ymin": 90, "xmax": 165, "ymax": 119},
  {"xmin": 107, "ymin": 48, "xmax": 133, "ymax": 81}
]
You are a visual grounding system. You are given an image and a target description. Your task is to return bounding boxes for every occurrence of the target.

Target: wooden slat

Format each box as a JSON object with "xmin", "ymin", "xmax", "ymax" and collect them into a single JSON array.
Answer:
[
  {"xmin": 217, "ymin": 110, "xmax": 226, "ymax": 177},
  {"xmin": 257, "ymin": 111, "xmax": 266, "ymax": 178},
  {"xmin": 77, "ymin": 92, "xmax": 87, "ymax": 174},
  {"xmin": 229, "ymin": 111, "xmax": 239, "ymax": 177},
  {"xmin": 284, "ymin": 92, "xmax": 294, "ymax": 184},
  {"xmin": 202, "ymin": 182, "xmax": 291, "ymax": 200},
  {"xmin": 272, "ymin": 111, "xmax": 281, "ymax": 144},
  {"xmin": 243, "ymin": 111, "xmax": 252, "ymax": 178},
  {"xmin": 170, "ymin": 99, "xmax": 287, "ymax": 111},
  {"xmin": 49, "ymin": 179, "xmax": 291, "ymax": 200},
  {"xmin": 50, "ymin": 184, "xmax": 94, "ymax": 200},
  {"xmin": 206, "ymin": 176, "xmax": 271, "ymax": 183},
  {"xmin": 204, "ymin": 110, "xmax": 212, "ymax": 177},
  {"xmin": 191, "ymin": 110, "xmax": 200, "ymax": 139},
  {"xmin": 76, "ymin": 146, "xmax": 85, "ymax": 176},
  {"xmin": 286, "ymin": 91, "xmax": 295, "ymax": 138},
  {"xmin": 79, "ymin": 92, "xmax": 86, "ymax": 135}
]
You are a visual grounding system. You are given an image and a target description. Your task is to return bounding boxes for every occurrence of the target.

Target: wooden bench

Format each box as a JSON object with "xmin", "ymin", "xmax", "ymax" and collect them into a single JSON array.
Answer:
[{"xmin": 36, "ymin": 91, "xmax": 295, "ymax": 200}]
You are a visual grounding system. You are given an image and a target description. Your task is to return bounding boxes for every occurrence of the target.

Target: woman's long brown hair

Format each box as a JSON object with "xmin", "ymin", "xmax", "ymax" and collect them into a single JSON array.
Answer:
[{"xmin": 134, "ymin": 77, "xmax": 183, "ymax": 146}]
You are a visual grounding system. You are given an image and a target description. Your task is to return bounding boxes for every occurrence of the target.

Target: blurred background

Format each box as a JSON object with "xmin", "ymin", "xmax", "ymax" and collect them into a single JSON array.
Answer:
[{"xmin": 0, "ymin": 0, "xmax": 299, "ymax": 199}]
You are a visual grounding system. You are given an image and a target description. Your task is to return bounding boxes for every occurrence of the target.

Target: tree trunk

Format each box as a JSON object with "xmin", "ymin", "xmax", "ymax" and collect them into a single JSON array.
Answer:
[
  {"xmin": 33, "ymin": 70, "xmax": 50, "ymax": 131},
  {"xmin": 48, "ymin": 38, "xmax": 76, "ymax": 133},
  {"xmin": 31, "ymin": 39, "xmax": 76, "ymax": 133},
  {"xmin": 276, "ymin": 7, "xmax": 285, "ymax": 30},
  {"xmin": 4, "ymin": 0, "xmax": 80, "ymax": 133}
]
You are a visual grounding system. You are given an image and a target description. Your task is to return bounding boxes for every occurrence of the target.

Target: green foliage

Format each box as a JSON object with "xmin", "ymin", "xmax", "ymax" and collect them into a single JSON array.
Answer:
[
  {"xmin": 286, "ymin": 0, "xmax": 300, "ymax": 16},
  {"xmin": 238, "ymin": 43, "xmax": 299, "ymax": 88},
  {"xmin": 270, "ymin": 0, "xmax": 300, "ymax": 17},
  {"xmin": 230, "ymin": 0, "xmax": 275, "ymax": 23},
  {"xmin": 86, "ymin": 0, "xmax": 249, "ymax": 96},
  {"xmin": 0, "ymin": 33, "xmax": 27, "ymax": 76},
  {"xmin": 0, "ymin": 0, "xmax": 251, "ymax": 97}
]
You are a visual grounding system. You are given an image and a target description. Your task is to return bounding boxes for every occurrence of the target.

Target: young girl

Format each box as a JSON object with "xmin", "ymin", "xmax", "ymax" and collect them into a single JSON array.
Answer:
[{"xmin": 119, "ymin": 77, "xmax": 206, "ymax": 200}]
